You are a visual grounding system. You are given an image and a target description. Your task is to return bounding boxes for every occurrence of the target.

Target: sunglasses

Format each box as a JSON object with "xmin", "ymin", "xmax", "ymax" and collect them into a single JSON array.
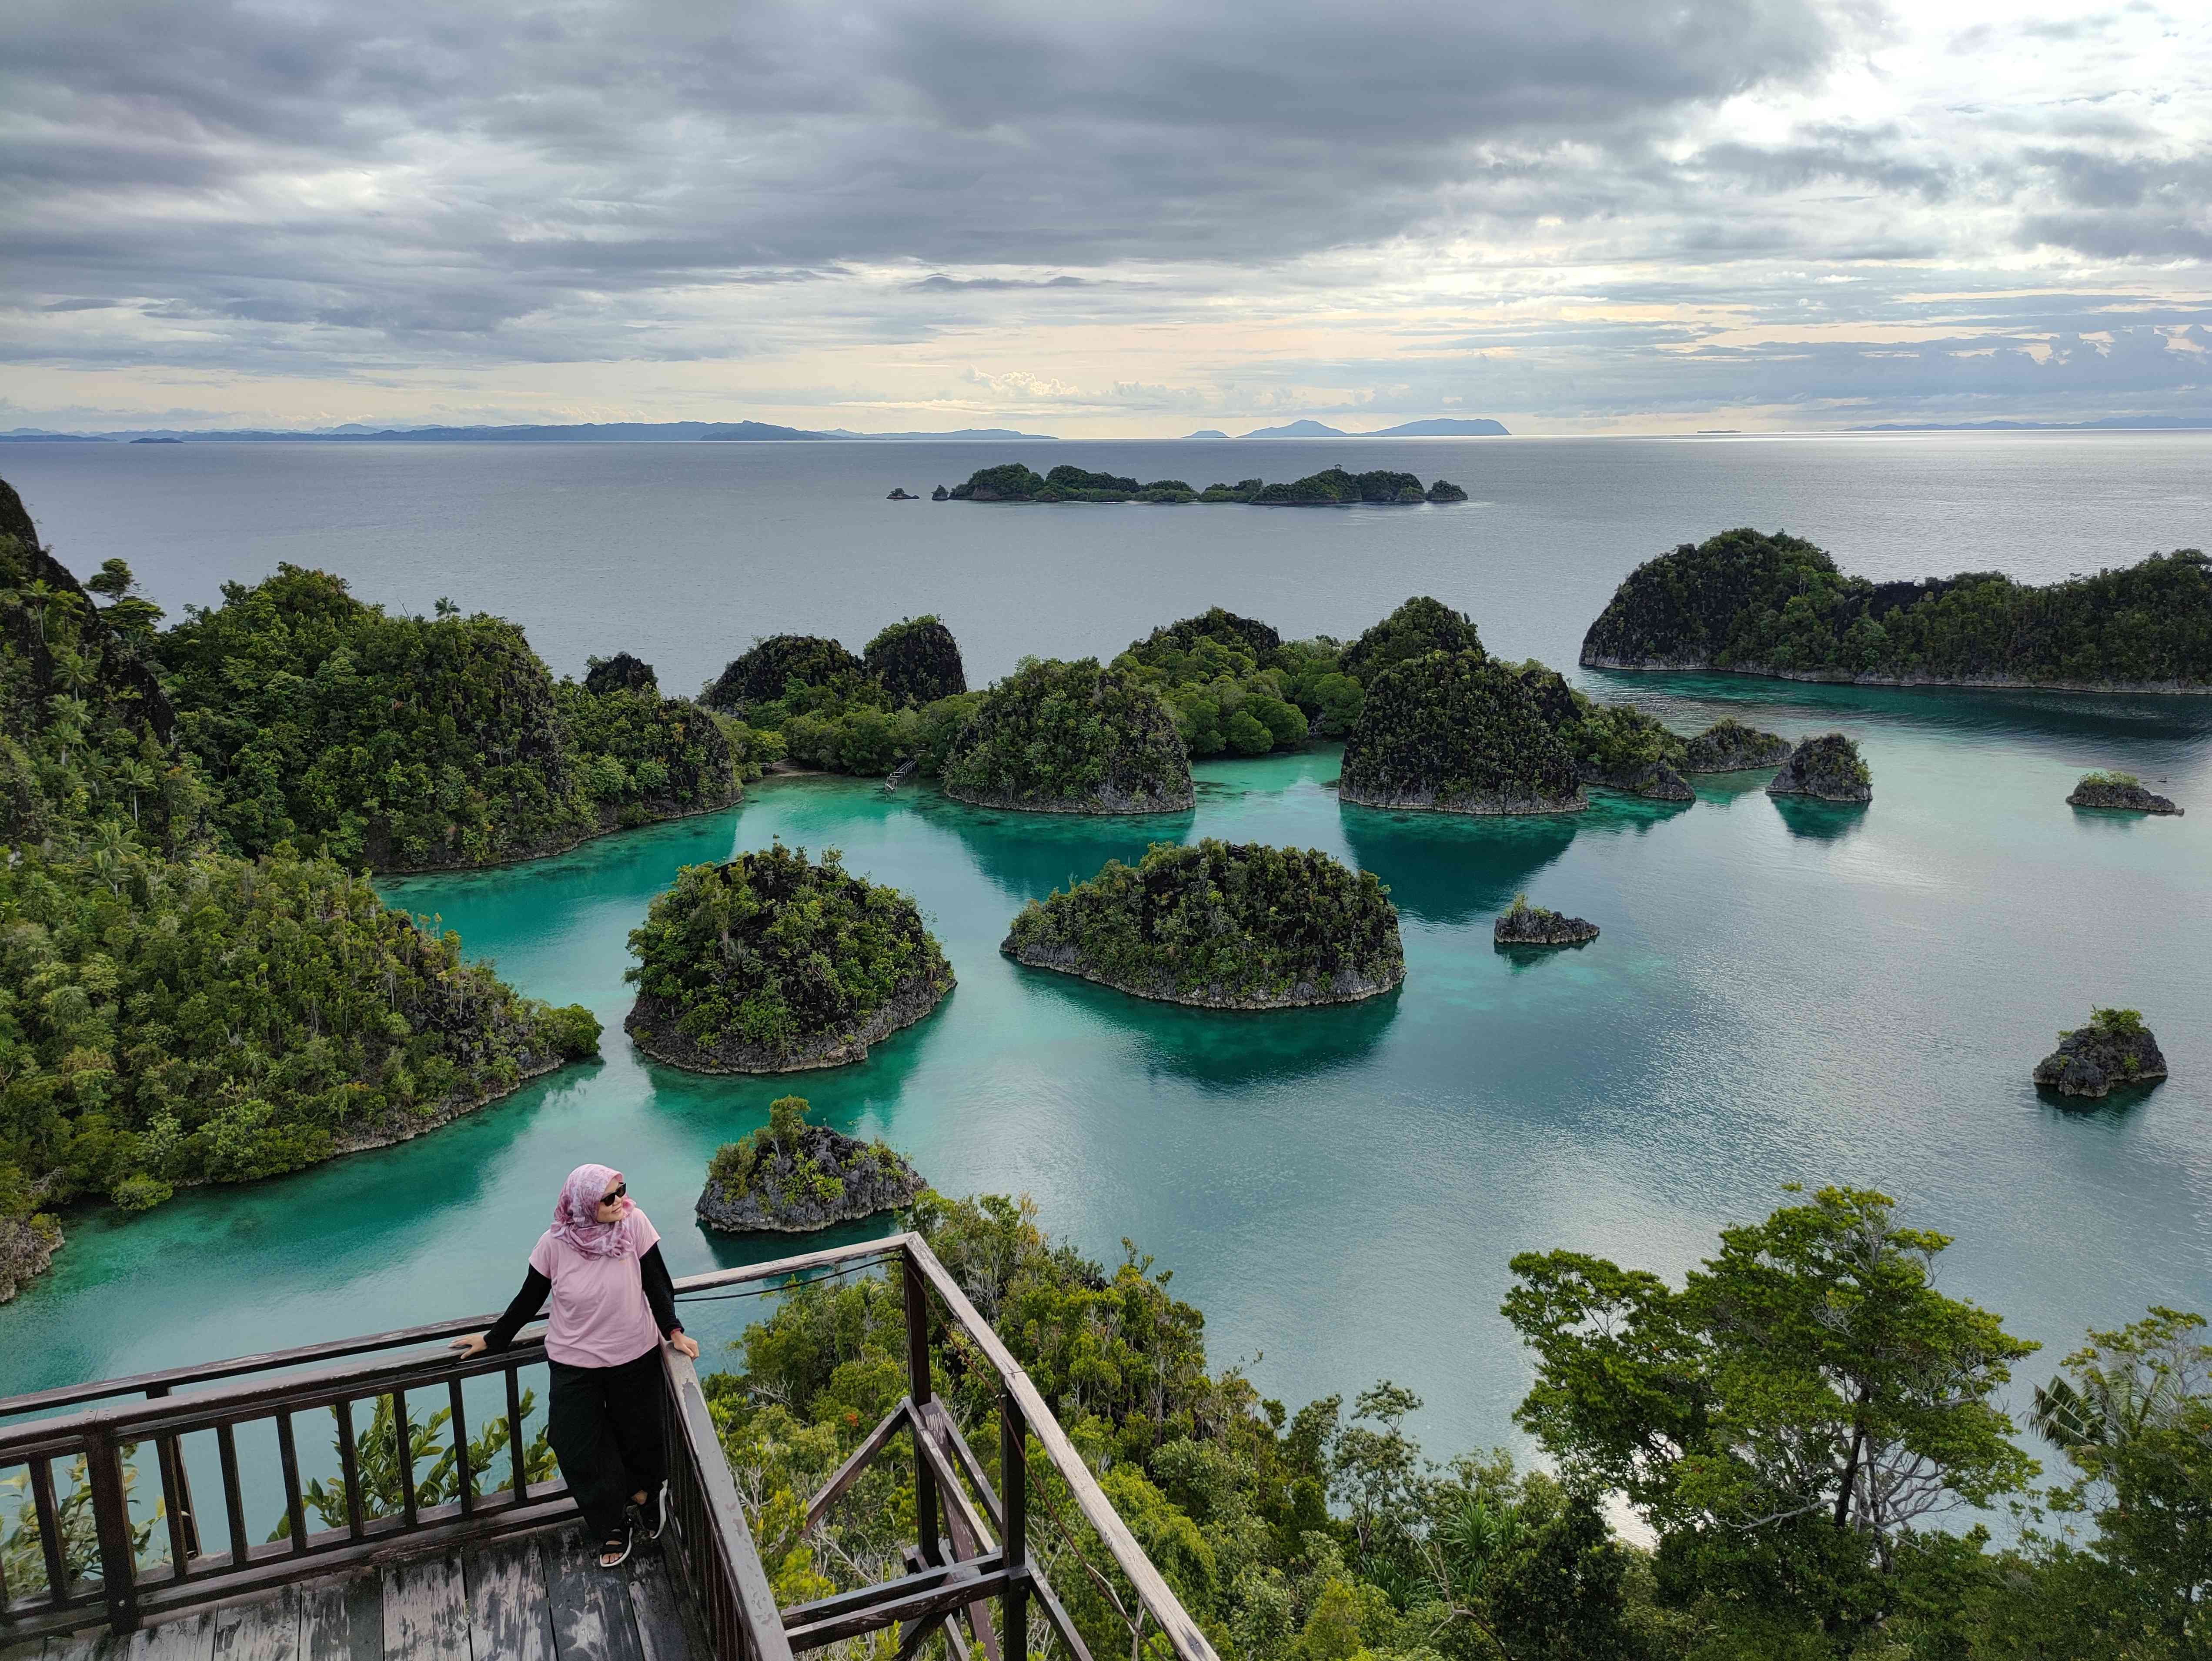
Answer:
[{"xmin": 598, "ymin": 1183, "xmax": 627, "ymax": 1207}]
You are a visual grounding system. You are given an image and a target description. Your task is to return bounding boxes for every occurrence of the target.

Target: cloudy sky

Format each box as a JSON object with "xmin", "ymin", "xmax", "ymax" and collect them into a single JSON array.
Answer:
[{"xmin": 4, "ymin": 0, "xmax": 2209, "ymax": 434}]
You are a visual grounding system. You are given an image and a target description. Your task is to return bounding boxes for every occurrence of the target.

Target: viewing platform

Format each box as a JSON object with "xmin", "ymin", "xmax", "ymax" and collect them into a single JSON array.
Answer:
[{"xmin": 1, "ymin": 1236, "xmax": 1215, "ymax": 1661}]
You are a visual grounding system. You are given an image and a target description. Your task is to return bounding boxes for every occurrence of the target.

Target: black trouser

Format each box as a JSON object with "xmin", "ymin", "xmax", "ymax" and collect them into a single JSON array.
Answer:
[{"xmin": 549, "ymin": 1349, "xmax": 667, "ymax": 1543}]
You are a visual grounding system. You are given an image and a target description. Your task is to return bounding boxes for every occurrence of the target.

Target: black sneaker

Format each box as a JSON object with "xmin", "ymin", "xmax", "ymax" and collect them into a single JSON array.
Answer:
[
  {"xmin": 599, "ymin": 1523, "xmax": 634, "ymax": 1569},
  {"xmin": 635, "ymin": 1484, "xmax": 666, "ymax": 1541}
]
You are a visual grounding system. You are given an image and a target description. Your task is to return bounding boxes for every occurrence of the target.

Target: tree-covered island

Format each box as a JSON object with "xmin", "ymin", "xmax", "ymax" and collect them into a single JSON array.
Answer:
[
  {"xmin": 942, "ymin": 656, "xmax": 1195, "ymax": 812},
  {"xmin": 1340, "ymin": 650, "xmax": 1587, "ymax": 815},
  {"xmin": 1681, "ymin": 715, "xmax": 1794, "ymax": 772},
  {"xmin": 699, "ymin": 621, "xmax": 980, "ymax": 779},
  {"xmin": 696, "ymin": 1094, "xmax": 925, "ymax": 1232},
  {"xmin": 1768, "ymin": 732, "xmax": 1874, "ymax": 802},
  {"xmin": 947, "ymin": 462, "xmax": 1470, "ymax": 505},
  {"xmin": 1001, "ymin": 839, "xmax": 1404, "ymax": 1007},
  {"xmin": 624, "ymin": 842, "xmax": 953, "ymax": 1072},
  {"xmin": 162, "ymin": 565, "xmax": 742, "ymax": 871},
  {"xmin": 0, "ymin": 480, "xmax": 601, "ymax": 1291},
  {"xmin": 1580, "ymin": 527, "xmax": 2212, "ymax": 690}
]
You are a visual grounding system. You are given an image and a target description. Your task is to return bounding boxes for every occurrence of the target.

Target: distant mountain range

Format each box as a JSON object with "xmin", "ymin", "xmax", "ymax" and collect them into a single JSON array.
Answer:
[
  {"xmin": 0, "ymin": 420, "xmax": 1062, "ymax": 443},
  {"xmin": 1189, "ymin": 417, "xmax": 1512, "ymax": 438}
]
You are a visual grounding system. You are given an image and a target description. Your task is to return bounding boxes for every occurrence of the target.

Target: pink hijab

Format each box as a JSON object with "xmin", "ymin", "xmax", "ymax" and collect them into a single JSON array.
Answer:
[{"xmin": 550, "ymin": 1163, "xmax": 638, "ymax": 1259}]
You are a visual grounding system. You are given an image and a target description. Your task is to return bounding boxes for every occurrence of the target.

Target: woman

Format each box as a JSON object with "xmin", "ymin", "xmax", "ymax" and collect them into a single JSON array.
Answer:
[{"xmin": 454, "ymin": 1163, "xmax": 700, "ymax": 1567}]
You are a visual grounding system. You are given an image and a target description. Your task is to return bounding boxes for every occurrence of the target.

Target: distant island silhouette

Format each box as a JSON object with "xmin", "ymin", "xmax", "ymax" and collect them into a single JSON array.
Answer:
[{"xmin": 1233, "ymin": 417, "xmax": 1510, "ymax": 438}]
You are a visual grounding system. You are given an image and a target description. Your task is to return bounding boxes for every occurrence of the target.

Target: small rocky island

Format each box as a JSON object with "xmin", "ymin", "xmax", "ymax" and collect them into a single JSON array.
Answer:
[
  {"xmin": 942, "ymin": 657, "xmax": 1194, "ymax": 813},
  {"xmin": 2067, "ymin": 771, "xmax": 2182, "ymax": 815},
  {"xmin": 1493, "ymin": 895, "xmax": 1600, "ymax": 948},
  {"xmin": 696, "ymin": 1095, "xmax": 926, "ymax": 1233},
  {"xmin": 1767, "ymin": 733, "xmax": 1872, "ymax": 802},
  {"xmin": 624, "ymin": 843, "xmax": 953, "ymax": 1071},
  {"xmin": 947, "ymin": 462, "xmax": 1472, "ymax": 506},
  {"xmin": 1682, "ymin": 717, "xmax": 1793, "ymax": 772},
  {"xmin": 2033, "ymin": 1008, "xmax": 2169, "ymax": 1099},
  {"xmin": 1340, "ymin": 650, "xmax": 1586, "ymax": 815},
  {"xmin": 1002, "ymin": 839, "xmax": 1404, "ymax": 1007},
  {"xmin": 886, "ymin": 488, "xmax": 919, "ymax": 500}
]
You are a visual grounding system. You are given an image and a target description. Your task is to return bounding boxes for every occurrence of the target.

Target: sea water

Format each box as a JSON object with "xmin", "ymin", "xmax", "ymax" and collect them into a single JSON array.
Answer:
[{"xmin": 0, "ymin": 436, "xmax": 2207, "ymax": 1474}]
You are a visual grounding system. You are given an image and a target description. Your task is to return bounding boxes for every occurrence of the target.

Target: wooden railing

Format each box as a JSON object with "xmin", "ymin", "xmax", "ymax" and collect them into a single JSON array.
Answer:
[{"xmin": 0, "ymin": 1233, "xmax": 1220, "ymax": 1661}]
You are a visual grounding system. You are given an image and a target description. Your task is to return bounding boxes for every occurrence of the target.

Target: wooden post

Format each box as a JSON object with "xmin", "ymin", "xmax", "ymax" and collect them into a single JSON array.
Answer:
[
  {"xmin": 999, "ymin": 1388, "xmax": 1027, "ymax": 1661},
  {"xmin": 85, "ymin": 1427, "xmax": 140, "ymax": 1634},
  {"xmin": 145, "ymin": 1385, "xmax": 199, "ymax": 1559},
  {"xmin": 902, "ymin": 1245, "xmax": 941, "ymax": 1566}
]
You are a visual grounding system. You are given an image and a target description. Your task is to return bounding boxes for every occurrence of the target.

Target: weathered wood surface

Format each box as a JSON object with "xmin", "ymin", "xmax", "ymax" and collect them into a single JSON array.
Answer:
[{"xmin": 9, "ymin": 1527, "xmax": 701, "ymax": 1661}]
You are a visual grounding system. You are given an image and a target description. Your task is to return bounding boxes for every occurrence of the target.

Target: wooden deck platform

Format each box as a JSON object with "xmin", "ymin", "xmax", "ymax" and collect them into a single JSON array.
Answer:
[{"xmin": 3, "ymin": 1525, "xmax": 704, "ymax": 1661}]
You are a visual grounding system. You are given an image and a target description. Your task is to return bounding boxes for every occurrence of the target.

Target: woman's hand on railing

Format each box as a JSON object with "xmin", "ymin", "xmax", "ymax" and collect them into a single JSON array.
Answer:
[
  {"xmin": 668, "ymin": 1331, "xmax": 699, "ymax": 1359},
  {"xmin": 449, "ymin": 1333, "xmax": 489, "ymax": 1358}
]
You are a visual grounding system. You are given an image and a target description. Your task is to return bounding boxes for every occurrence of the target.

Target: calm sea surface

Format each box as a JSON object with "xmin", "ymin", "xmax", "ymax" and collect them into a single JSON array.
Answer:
[{"xmin": 2, "ymin": 434, "xmax": 2209, "ymax": 1480}]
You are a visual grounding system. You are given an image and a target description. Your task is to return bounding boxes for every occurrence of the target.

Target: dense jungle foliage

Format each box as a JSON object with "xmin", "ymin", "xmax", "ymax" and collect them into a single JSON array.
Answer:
[
  {"xmin": 624, "ymin": 843, "xmax": 951, "ymax": 1066},
  {"xmin": 1002, "ymin": 839, "xmax": 1404, "ymax": 1004},
  {"xmin": 161, "ymin": 565, "xmax": 737, "ymax": 870},
  {"xmin": 0, "ymin": 484, "xmax": 599, "ymax": 1237},
  {"xmin": 1114, "ymin": 609, "xmax": 1347, "ymax": 754},
  {"xmin": 1340, "ymin": 598, "xmax": 1486, "ymax": 686},
  {"xmin": 701, "ymin": 622, "xmax": 980, "ymax": 779},
  {"xmin": 1505, "ymin": 663, "xmax": 1689, "ymax": 793},
  {"xmin": 705, "ymin": 634, "xmax": 868, "ymax": 710},
  {"xmin": 708, "ymin": 1186, "xmax": 2208, "ymax": 1661},
  {"xmin": 583, "ymin": 651, "xmax": 657, "ymax": 695},
  {"xmin": 947, "ymin": 465, "xmax": 1470, "ymax": 507},
  {"xmin": 942, "ymin": 658, "xmax": 1195, "ymax": 812},
  {"xmin": 865, "ymin": 616, "xmax": 969, "ymax": 704},
  {"xmin": 1340, "ymin": 653, "xmax": 1584, "ymax": 813},
  {"xmin": 1580, "ymin": 528, "xmax": 2212, "ymax": 687}
]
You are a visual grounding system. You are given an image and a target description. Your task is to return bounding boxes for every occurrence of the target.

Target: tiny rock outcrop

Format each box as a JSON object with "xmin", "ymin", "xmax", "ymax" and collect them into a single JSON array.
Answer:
[
  {"xmin": 2067, "ymin": 772, "xmax": 2182, "ymax": 815},
  {"xmin": 1767, "ymin": 733, "xmax": 1872, "ymax": 802},
  {"xmin": 2034, "ymin": 1008, "xmax": 2169, "ymax": 1099},
  {"xmin": 931, "ymin": 485, "xmax": 950, "ymax": 501},
  {"xmin": 1425, "ymin": 479, "xmax": 1470, "ymax": 503},
  {"xmin": 1493, "ymin": 896, "xmax": 1599, "ymax": 947},
  {"xmin": 1682, "ymin": 718, "xmax": 1792, "ymax": 772},
  {"xmin": 886, "ymin": 488, "xmax": 918, "ymax": 500},
  {"xmin": 696, "ymin": 1096, "xmax": 926, "ymax": 1233}
]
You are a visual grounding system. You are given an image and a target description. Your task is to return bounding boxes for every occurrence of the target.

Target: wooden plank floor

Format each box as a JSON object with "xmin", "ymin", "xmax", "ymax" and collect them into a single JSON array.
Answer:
[{"xmin": 5, "ymin": 1527, "xmax": 702, "ymax": 1661}]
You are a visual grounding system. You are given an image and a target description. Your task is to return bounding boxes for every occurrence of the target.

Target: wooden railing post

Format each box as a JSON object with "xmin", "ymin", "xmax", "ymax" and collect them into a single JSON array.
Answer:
[
  {"xmin": 999, "ymin": 1387, "xmax": 1028, "ymax": 1661},
  {"xmin": 902, "ymin": 1244, "xmax": 941, "ymax": 1566},
  {"xmin": 145, "ymin": 1385, "xmax": 199, "ymax": 1559},
  {"xmin": 84, "ymin": 1427, "xmax": 140, "ymax": 1634}
]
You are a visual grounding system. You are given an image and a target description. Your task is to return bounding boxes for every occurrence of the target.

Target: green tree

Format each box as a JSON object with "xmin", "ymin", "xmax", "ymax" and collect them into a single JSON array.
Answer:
[{"xmin": 1503, "ymin": 1186, "xmax": 2038, "ymax": 1644}]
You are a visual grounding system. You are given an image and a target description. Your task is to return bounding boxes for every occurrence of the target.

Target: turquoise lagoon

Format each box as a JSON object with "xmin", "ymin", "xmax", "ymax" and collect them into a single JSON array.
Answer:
[{"xmin": 7, "ymin": 676, "xmax": 2209, "ymax": 1466}]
